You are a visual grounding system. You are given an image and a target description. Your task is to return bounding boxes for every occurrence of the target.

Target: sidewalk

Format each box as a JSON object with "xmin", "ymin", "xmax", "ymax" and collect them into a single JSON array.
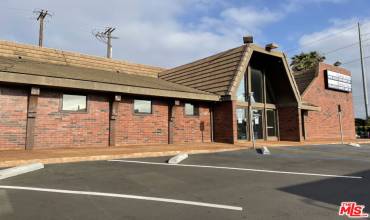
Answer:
[
  {"xmin": 0, "ymin": 143, "xmax": 247, "ymax": 168},
  {"xmin": 1, "ymin": 140, "xmax": 369, "ymax": 168}
]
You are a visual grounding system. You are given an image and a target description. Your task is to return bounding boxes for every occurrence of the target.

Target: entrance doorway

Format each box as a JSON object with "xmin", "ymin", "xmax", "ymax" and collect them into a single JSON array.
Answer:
[{"xmin": 252, "ymin": 109, "xmax": 264, "ymax": 139}]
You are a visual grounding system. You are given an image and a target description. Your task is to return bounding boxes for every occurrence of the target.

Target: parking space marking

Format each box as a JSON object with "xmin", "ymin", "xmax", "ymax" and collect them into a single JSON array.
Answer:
[
  {"xmin": 109, "ymin": 159, "xmax": 363, "ymax": 179},
  {"xmin": 0, "ymin": 185, "xmax": 242, "ymax": 211}
]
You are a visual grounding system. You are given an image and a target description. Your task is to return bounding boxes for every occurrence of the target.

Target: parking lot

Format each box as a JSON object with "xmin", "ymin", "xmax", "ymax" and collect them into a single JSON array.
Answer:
[{"xmin": 0, "ymin": 144, "xmax": 369, "ymax": 220}]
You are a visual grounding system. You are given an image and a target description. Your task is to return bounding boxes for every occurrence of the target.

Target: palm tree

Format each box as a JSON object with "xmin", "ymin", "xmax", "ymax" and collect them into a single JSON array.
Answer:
[{"xmin": 290, "ymin": 51, "xmax": 325, "ymax": 72}]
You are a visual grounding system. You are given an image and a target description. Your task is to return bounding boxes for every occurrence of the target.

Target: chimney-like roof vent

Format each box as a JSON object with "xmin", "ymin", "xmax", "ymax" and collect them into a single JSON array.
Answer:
[
  {"xmin": 243, "ymin": 36, "xmax": 253, "ymax": 44},
  {"xmin": 265, "ymin": 43, "xmax": 279, "ymax": 51}
]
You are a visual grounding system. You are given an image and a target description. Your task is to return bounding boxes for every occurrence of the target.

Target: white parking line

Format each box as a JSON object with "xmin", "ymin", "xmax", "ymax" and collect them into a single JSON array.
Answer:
[
  {"xmin": 0, "ymin": 185, "xmax": 242, "ymax": 211},
  {"xmin": 109, "ymin": 159, "xmax": 363, "ymax": 179}
]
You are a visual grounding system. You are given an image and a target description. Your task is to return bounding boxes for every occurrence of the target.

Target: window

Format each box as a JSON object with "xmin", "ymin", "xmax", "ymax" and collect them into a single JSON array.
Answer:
[
  {"xmin": 62, "ymin": 94, "xmax": 87, "ymax": 111},
  {"xmin": 251, "ymin": 68, "xmax": 264, "ymax": 103},
  {"xmin": 236, "ymin": 108, "xmax": 248, "ymax": 140},
  {"xmin": 134, "ymin": 100, "xmax": 152, "ymax": 114},
  {"xmin": 184, "ymin": 103, "xmax": 199, "ymax": 116},
  {"xmin": 265, "ymin": 76, "xmax": 274, "ymax": 104},
  {"xmin": 252, "ymin": 109, "xmax": 264, "ymax": 139},
  {"xmin": 236, "ymin": 74, "xmax": 247, "ymax": 102}
]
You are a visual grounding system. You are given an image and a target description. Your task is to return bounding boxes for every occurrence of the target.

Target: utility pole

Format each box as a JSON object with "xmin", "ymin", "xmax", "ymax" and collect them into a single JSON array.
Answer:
[
  {"xmin": 93, "ymin": 27, "xmax": 118, "ymax": 59},
  {"xmin": 35, "ymin": 10, "xmax": 51, "ymax": 47},
  {"xmin": 105, "ymin": 28, "xmax": 115, "ymax": 58},
  {"xmin": 358, "ymin": 22, "xmax": 369, "ymax": 120}
]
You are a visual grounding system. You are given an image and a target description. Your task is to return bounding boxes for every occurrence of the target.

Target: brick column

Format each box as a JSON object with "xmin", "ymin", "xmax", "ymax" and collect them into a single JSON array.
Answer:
[
  {"xmin": 278, "ymin": 107, "xmax": 302, "ymax": 141},
  {"xmin": 25, "ymin": 87, "xmax": 40, "ymax": 150},
  {"xmin": 213, "ymin": 101, "xmax": 236, "ymax": 144}
]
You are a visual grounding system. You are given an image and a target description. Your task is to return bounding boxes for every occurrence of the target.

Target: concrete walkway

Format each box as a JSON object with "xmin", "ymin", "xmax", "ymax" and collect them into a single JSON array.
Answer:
[
  {"xmin": 1, "ymin": 140, "xmax": 369, "ymax": 168},
  {"xmin": 0, "ymin": 143, "xmax": 246, "ymax": 168}
]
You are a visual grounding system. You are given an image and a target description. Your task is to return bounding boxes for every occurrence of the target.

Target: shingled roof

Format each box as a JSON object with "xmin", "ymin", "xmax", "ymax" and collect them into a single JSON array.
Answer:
[
  {"xmin": 0, "ymin": 56, "xmax": 219, "ymax": 101},
  {"xmin": 159, "ymin": 45, "xmax": 247, "ymax": 96},
  {"xmin": 292, "ymin": 66, "xmax": 318, "ymax": 94},
  {"xmin": 159, "ymin": 44, "xmax": 301, "ymax": 103},
  {"xmin": 0, "ymin": 40, "xmax": 165, "ymax": 77}
]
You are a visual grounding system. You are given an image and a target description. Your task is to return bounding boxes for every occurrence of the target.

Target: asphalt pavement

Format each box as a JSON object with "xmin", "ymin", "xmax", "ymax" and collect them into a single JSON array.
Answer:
[{"xmin": 0, "ymin": 144, "xmax": 369, "ymax": 220}]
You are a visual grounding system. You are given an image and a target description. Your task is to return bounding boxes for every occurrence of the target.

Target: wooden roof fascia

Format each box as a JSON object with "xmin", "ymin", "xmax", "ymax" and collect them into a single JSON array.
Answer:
[
  {"xmin": 281, "ymin": 53, "xmax": 302, "ymax": 102},
  {"xmin": 227, "ymin": 45, "xmax": 252, "ymax": 97},
  {"xmin": 0, "ymin": 71, "xmax": 220, "ymax": 101},
  {"xmin": 299, "ymin": 103, "xmax": 321, "ymax": 111}
]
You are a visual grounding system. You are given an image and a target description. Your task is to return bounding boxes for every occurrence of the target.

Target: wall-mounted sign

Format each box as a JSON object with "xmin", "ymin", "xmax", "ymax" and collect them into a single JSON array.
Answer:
[{"xmin": 325, "ymin": 70, "xmax": 352, "ymax": 92}]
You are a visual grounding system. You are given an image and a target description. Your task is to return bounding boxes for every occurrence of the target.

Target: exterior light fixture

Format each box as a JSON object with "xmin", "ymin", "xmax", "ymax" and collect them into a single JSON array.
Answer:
[
  {"xmin": 265, "ymin": 43, "xmax": 279, "ymax": 51},
  {"xmin": 334, "ymin": 61, "xmax": 342, "ymax": 66},
  {"xmin": 243, "ymin": 36, "xmax": 253, "ymax": 44}
]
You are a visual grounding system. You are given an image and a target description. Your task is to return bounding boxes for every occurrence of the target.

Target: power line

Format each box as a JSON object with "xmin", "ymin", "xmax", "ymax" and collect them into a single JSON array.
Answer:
[
  {"xmin": 322, "ymin": 38, "xmax": 370, "ymax": 55},
  {"xmin": 285, "ymin": 24, "xmax": 357, "ymax": 53},
  {"xmin": 341, "ymin": 55, "xmax": 370, "ymax": 65},
  {"xmin": 286, "ymin": 21, "xmax": 370, "ymax": 55}
]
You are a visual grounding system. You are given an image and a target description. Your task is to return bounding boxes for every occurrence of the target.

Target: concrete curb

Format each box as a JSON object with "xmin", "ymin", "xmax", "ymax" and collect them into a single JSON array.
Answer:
[
  {"xmin": 0, "ymin": 147, "xmax": 248, "ymax": 168},
  {"xmin": 0, "ymin": 163, "xmax": 44, "ymax": 180},
  {"xmin": 168, "ymin": 153, "xmax": 188, "ymax": 164}
]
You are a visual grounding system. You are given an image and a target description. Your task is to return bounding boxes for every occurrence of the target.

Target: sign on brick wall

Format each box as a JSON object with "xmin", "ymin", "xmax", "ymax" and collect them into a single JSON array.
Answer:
[{"xmin": 325, "ymin": 70, "xmax": 352, "ymax": 92}]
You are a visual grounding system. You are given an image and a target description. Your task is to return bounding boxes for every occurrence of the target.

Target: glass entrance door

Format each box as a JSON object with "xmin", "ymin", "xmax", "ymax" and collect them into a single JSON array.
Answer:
[
  {"xmin": 266, "ymin": 109, "xmax": 277, "ymax": 139},
  {"xmin": 252, "ymin": 109, "xmax": 264, "ymax": 139}
]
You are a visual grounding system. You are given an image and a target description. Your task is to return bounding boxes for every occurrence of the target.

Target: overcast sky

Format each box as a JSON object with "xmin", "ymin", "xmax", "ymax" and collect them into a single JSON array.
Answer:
[{"xmin": 1, "ymin": 0, "xmax": 370, "ymax": 118}]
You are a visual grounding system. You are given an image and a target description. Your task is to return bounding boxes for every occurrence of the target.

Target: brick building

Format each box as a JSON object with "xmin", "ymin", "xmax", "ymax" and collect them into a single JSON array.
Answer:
[{"xmin": 0, "ymin": 39, "xmax": 355, "ymax": 150}]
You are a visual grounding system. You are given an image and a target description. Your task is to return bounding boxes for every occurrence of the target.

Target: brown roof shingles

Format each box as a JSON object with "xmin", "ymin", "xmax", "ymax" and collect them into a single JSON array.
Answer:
[
  {"xmin": 0, "ymin": 40, "xmax": 165, "ymax": 77},
  {"xmin": 159, "ymin": 45, "xmax": 246, "ymax": 96},
  {"xmin": 292, "ymin": 67, "xmax": 318, "ymax": 94}
]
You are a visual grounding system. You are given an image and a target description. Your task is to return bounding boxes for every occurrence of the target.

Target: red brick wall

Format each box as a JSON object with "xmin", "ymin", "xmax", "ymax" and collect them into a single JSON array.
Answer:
[
  {"xmin": 302, "ymin": 63, "xmax": 356, "ymax": 140},
  {"xmin": 0, "ymin": 87, "xmax": 214, "ymax": 149},
  {"xmin": 34, "ymin": 91, "xmax": 110, "ymax": 148},
  {"xmin": 0, "ymin": 86, "xmax": 28, "ymax": 149},
  {"xmin": 278, "ymin": 107, "xmax": 302, "ymax": 141},
  {"xmin": 115, "ymin": 98, "xmax": 169, "ymax": 145},
  {"xmin": 114, "ymin": 99, "xmax": 211, "ymax": 145},
  {"xmin": 213, "ymin": 101, "xmax": 236, "ymax": 143},
  {"xmin": 172, "ymin": 102, "xmax": 212, "ymax": 143}
]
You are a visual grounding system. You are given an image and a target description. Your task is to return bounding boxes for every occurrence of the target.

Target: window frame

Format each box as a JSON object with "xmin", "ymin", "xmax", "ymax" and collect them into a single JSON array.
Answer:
[
  {"xmin": 60, "ymin": 93, "xmax": 88, "ymax": 113},
  {"xmin": 133, "ymin": 99, "xmax": 152, "ymax": 115},
  {"xmin": 184, "ymin": 102, "xmax": 199, "ymax": 116}
]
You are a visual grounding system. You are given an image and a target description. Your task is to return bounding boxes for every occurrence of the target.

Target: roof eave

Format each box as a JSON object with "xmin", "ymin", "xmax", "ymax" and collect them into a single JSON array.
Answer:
[
  {"xmin": 299, "ymin": 103, "xmax": 321, "ymax": 111},
  {"xmin": 0, "ymin": 71, "xmax": 220, "ymax": 101}
]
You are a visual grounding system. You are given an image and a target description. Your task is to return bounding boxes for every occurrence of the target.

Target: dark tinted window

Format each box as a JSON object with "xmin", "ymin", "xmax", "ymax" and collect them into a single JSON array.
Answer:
[
  {"xmin": 267, "ymin": 109, "xmax": 277, "ymax": 136},
  {"xmin": 236, "ymin": 108, "xmax": 248, "ymax": 140},
  {"xmin": 251, "ymin": 68, "xmax": 264, "ymax": 103}
]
